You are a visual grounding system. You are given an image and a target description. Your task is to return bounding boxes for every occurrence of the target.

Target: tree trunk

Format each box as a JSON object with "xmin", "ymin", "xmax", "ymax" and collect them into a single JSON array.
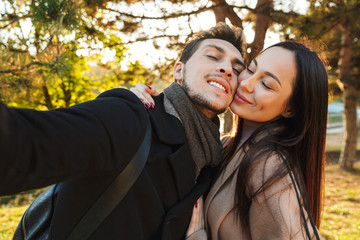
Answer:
[
  {"xmin": 61, "ymin": 81, "xmax": 71, "ymax": 108},
  {"xmin": 212, "ymin": 0, "xmax": 243, "ymax": 28},
  {"xmin": 340, "ymin": 84, "xmax": 357, "ymax": 170},
  {"xmin": 248, "ymin": 0, "xmax": 273, "ymax": 61},
  {"xmin": 42, "ymin": 81, "xmax": 54, "ymax": 110},
  {"xmin": 338, "ymin": 29, "xmax": 356, "ymax": 170}
]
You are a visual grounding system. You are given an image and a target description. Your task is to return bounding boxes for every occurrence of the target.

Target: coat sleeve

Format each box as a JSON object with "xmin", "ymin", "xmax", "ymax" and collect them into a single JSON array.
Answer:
[
  {"xmin": 247, "ymin": 154, "xmax": 322, "ymax": 239},
  {"xmin": 0, "ymin": 88, "xmax": 148, "ymax": 196}
]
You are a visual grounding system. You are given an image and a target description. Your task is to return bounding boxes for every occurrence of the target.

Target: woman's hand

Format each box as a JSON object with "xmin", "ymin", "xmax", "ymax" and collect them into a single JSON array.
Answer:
[
  {"xmin": 186, "ymin": 196, "xmax": 205, "ymax": 238},
  {"xmin": 129, "ymin": 83, "xmax": 159, "ymax": 108}
]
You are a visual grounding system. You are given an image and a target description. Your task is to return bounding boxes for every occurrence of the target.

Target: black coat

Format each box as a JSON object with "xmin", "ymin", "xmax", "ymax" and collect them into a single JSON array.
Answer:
[{"xmin": 0, "ymin": 88, "xmax": 216, "ymax": 240}]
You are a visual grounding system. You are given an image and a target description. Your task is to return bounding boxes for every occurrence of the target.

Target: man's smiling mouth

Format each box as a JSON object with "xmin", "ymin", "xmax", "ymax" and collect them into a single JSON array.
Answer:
[{"xmin": 208, "ymin": 81, "xmax": 227, "ymax": 93}]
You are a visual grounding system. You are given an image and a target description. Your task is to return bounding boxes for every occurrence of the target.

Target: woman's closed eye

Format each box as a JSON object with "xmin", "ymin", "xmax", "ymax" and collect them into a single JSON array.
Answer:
[
  {"xmin": 246, "ymin": 67, "xmax": 254, "ymax": 74},
  {"xmin": 262, "ymin": 81, "xmax": 272, "ymax": 90}
]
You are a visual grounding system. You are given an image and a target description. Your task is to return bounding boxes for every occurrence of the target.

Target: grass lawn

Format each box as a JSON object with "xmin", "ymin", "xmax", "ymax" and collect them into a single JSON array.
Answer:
[
  {"xmin": 0, "ymin": 205, "xmax": 27, "ymax": 239},
  {"xmin": 321, "ymin": 162, "xmax": 360, "ymax": 239},
  {"xmin": 321, "ymin": 133, "xmax": 360, "ymax": 239}
]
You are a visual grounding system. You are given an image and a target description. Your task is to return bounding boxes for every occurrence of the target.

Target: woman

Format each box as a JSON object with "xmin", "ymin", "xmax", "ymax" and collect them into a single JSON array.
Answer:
[{"xmin": 132, "ymin": 41, "xmax": 327, "ymax": 239}]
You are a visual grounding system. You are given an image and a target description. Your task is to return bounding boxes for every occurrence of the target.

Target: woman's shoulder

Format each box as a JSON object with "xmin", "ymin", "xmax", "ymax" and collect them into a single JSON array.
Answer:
[
  {"xmin": 252, "ymin": 151, "xmax": 284, "ymax": 173},
  {"xmin": 248, "ymin": 151, "xmax": 291, "ymax": 193}
]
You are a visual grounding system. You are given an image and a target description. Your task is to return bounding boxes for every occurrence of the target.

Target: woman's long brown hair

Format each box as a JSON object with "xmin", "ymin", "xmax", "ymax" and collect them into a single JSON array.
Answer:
[{"xmin": 219, "ymin": 41, "xmax": 328, "ymax": 232}]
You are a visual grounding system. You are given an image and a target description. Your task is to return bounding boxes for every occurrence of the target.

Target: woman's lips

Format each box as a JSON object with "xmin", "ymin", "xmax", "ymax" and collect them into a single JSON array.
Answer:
[{"xmin": 234, "ymin": 91, "xmax": 252, "ymax": 104}]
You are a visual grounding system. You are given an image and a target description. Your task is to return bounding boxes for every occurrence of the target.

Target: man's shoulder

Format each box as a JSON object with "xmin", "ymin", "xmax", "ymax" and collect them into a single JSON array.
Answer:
[
  {"xmin": 92, "ymin": 88, "xmax": 150, "ymax": 116},
  {"xmin": 68, "ymin": 88, "xmax": 150, "ymax": 134},
  {"xmin": 96, "ymin": 88, "xmax": 139, "ymax": 101}
]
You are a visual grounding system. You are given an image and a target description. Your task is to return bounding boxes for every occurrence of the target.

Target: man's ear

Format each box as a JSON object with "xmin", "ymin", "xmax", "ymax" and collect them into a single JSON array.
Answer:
[{"xmin": 173, "ymin": 62, "xmax": 184, "ymax": 84}]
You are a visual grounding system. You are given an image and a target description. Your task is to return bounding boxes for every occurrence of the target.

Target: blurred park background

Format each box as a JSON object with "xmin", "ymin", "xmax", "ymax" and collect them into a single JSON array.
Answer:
[{"xmin": 0, "ymin": 0, "xmax": 359, "ymax": 239}]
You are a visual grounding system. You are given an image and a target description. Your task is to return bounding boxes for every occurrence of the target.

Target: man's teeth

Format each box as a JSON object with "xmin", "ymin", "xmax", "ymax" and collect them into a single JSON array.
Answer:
[{"xmin": 209, "ymin": 81, "xmax": 226, "ymax": 92}]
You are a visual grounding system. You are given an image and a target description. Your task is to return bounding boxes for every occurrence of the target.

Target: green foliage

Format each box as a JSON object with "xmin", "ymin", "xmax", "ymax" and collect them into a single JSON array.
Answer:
[
  {"xmin": 31, "ymin": 0, "xmax": 81, "ymax": 30},
  {"xmin": 279, "ymin": 0, "xmax": 360, "ymax": 96},
  {"xmin": 0, "ymin": 0, "xmax": 151, "ymax": 110}
]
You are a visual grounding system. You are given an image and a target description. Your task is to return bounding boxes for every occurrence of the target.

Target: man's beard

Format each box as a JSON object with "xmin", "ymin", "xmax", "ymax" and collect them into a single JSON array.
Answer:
[{"xmin": 181, "ymin": 71, "xmax": 227, "ymax": 116}]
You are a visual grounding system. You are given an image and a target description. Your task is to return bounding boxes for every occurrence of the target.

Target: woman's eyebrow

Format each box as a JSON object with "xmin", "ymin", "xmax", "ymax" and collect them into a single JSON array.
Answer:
[
  {"xmin": 265, "ymin": 71, "xmax": 281, "ymax": 86},
  {"xmin": 254, "ymin": 59, "xmax": 281, "ymax": 86}
]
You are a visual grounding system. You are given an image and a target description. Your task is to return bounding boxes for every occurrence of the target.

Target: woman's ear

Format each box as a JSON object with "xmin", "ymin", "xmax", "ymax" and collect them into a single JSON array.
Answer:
[
  {"xmin": 281, "ymin": 107, "xmax": 294, "ymax": 118},
  {"xmin": 173, "ymin": 62, "xmax": 184, "ymax": 84}
]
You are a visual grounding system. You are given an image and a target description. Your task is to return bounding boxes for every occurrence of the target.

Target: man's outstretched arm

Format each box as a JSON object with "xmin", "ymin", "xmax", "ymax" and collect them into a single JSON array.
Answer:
[{"xmin": 0, "ymin": 88, "xmax": 148, "ymax": 196}]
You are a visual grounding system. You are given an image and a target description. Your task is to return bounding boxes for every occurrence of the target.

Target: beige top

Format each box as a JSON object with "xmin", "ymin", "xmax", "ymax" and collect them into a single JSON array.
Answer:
[{"xmin": 187, "ymin": 136, "xmax": 322, "ymax": 240}]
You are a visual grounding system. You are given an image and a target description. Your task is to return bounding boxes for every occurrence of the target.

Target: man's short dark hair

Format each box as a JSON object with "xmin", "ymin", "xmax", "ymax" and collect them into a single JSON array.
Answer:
[{"xmin": 179, "ymin": 22, "xmax": 247, "ymax": 64}]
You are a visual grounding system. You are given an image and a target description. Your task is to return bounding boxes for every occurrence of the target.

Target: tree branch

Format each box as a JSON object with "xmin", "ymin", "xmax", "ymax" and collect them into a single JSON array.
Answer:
[
  {"xmin": 0, "ymin": 14, "xmax": 32, "ymax": 29},
  {"xmin": 0, "ymin": 62, "xmax": 49, "ymax": 74},
  {"xmin": 103, "ymin": 4, "xmax": 233, "ymax": 20},
  {"xmin": 106, "ymin": 34, "xmax": 185, "ymax": 46},
  {"xmin": 0, "ymin": 42, "xmax": 28, "ymax": 53}
]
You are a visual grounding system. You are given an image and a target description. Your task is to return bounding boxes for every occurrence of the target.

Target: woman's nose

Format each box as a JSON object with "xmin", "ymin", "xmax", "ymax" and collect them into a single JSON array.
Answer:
[{"xmin": 240, "ymin": 76, "xmax": 255, "ymax": 93}]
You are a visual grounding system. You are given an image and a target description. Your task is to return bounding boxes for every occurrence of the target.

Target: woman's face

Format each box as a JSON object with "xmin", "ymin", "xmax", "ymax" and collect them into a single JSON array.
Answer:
[{"xmin": 230, "ymin": 46, "xmax": 297, "ymax": 125}]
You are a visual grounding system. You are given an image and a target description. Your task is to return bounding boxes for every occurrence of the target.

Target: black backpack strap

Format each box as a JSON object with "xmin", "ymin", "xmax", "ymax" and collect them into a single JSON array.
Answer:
[{"xmin": 67, "ymin": 116, "xmax": 152, "ymax": 240}]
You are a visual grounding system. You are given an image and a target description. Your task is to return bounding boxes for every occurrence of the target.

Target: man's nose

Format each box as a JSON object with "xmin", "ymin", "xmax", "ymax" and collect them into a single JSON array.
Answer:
[{"xmin": 216, "ymin": 65, "xmax": 233, "ymax": 79}]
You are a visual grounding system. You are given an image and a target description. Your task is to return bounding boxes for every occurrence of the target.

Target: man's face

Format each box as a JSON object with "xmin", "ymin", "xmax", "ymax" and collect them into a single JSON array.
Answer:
[{"xmin": 174, "ymin": 39, "xmax": 245, "ymax": 119}]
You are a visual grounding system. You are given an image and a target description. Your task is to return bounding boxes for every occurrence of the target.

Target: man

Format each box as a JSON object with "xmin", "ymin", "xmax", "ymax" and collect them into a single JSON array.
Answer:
[{"xmin": 0, "ymin": 23, "xmax": 246, "ymax": 239}]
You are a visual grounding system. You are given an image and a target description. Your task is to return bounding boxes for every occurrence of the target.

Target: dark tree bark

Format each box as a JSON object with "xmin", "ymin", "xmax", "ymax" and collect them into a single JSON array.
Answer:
[
  {"xmin": 338, "ymin": 29, "xmax": 356, "ymax": 171},
  {"xmin": 212, "ymin": 0, "xmax": 243, "ymax": 28},
  {"xmin": 248, "ymin": 0, "xmax": 272, "ymax": 61}
]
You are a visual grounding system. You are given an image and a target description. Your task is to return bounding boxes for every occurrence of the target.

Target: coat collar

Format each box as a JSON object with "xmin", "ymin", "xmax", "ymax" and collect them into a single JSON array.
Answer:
[
  {"xmin": 147, "ymin": 93, "xmax": 195, "ymax": 199},
  {"xmin": 205, "ymin": 148, "xmax": 245, "ymax": 221},
  {"xmin": 147, "ymin": 93, "xmax": 186, "ymax": 145}
]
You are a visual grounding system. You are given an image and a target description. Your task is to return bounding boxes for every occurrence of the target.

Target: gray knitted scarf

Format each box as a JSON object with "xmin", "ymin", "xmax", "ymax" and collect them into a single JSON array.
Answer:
[{"xmin": 163, "ymin": 83, "xmax": 223, "ymax": 176}]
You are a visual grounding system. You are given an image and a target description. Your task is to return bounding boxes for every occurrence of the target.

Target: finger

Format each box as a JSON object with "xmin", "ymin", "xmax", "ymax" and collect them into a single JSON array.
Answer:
[
  {"xmin": 135, "ymin": 83, "xmax": 147, "ymax": 92},
  {"xmin": 129, "ymin": 87, "xmax": 144, "ymax": 100},
  {"xmin": 131, "ymin": 88, "xmax": 152, "ymax": 108},
  {"xmin": 197, "ymin": 196, "xmax": 204, "ymax": 227},
  {"xmin": 136, "ymin": 84, "xmax": 155, "ymax": 107},
  {"xmin": 130, "ymin": 86, "xmax": 155, "ymax": 108},
  {"xmin": 142, "ymin": 92, "xmax": 155, "ymax": 108},
  {"xmin": 198, "ymin": 196, "xmax": 204, "ymax": 210},
  {"xmin": 187, "ymin": 196, "xmax": 205, "ymax": 238},
  {"xmin": 145, "ymin": 85, "xmax": 159, "ymax": 96},
  {"xmin": 186, "ymin": 204, "xmax": 198, "ymax": 237}
]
